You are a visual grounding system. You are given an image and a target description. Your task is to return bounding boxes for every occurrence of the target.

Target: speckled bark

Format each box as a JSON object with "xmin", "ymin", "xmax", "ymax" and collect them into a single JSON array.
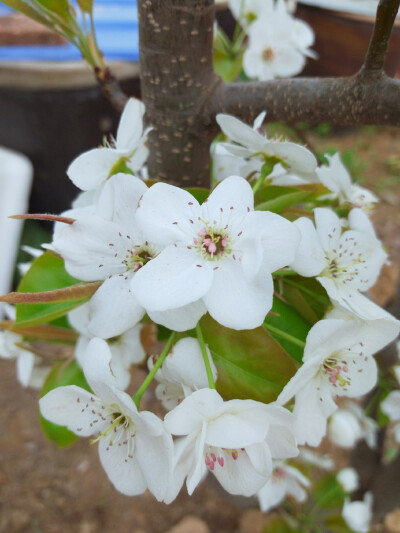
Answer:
[{"xmin": 138, "ymin": 0, "xmax": 220, "ymax": 187}]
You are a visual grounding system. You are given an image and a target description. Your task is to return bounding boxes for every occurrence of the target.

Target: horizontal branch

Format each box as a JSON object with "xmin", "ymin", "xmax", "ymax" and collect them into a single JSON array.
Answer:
[{"xmin": 210, "ymin": 72, "xmax": 400, "ymax": 126}]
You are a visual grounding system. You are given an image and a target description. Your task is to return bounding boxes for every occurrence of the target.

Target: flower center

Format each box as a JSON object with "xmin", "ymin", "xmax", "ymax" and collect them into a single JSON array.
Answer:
[
  {"xmin": 123, "ymin": 244, "xmax": 156, "ymax": 273},
  {"xmin": 262, "ymin": 47, "xmax": 275, "ymax": 62},
  {"xmin": 323, "ymin": 357, "xmax": 350, "ymax": 387},
  {"xmin": 194, "ymin": 226, "xmax": 230, "ymax": 260}
]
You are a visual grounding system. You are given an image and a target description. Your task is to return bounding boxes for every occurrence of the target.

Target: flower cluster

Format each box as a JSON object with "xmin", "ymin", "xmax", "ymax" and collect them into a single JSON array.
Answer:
[{"xmin": 2, "ymin": 98, "xmax": 399, "ymax": 526}]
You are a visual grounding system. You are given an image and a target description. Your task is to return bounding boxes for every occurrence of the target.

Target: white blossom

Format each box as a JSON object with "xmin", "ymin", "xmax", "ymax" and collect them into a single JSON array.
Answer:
[
  {"xmin": 381, "ymin": 390, "xmax": 400, "ymax": 443},
  {"xmin": 342, "ymin": 492, "xmax": 373, "ymax": 533},
  {"xmin": 150, "ymin": 337, "xmax": 217, "ymax": 410},
  {"xmin": 278, "ymin": 318, "xmax": 391, "ymax": 446},
  {"xmin": 257, "ymin": 462, "xmax": 310, "ymax": 512},
  {"xmin": 53, "ymin": 173, "xmax": 158, "ymax": 339},
  {"xmin": 68, "ymin": 303, "xmax": 145, "ymax": 390},
  {"xmin": 328, "ymin": 402, "xmax": 377, "ymax": 449},
  {"xmin": 67, "ymin": 98, "xmax": 150, "ymax": 191},
  {"xmin": 164, "ymin": 388, "xmax": 298, "ymax": 500},
  {"xmin": 290, "ymin": 207, "xmax": 388, "ymax": 316},
  {"xmin": 39, "ymin": 338, "xmax": 173, "ymax": 500},
  {"xmin": 316, "ymin": 153, "xmax": 378, "ymax": 209},
  {"xmin": 337, "ymin": 467, "xmax": 359, "ymax": 493},
  {"xmin": 131, "ymin": 176, "xmax": 300, "ymax": 330}
]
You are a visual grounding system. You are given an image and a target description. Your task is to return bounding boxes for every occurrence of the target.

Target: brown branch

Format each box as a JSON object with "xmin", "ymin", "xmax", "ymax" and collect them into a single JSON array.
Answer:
[
  {"xmin": 363, "ymin": 0, "xmax": 400, "ymax": 72},
  {"xmin": 210, "ymin": 74, "xmax": 400, "ymax": 126},
  {"xmin": 94, "ymin": 67, "xmax": 129, "ymax": 114}
]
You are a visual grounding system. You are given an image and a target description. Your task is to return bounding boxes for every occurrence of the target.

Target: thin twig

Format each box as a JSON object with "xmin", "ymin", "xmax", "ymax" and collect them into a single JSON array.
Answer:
[
  {"xmin": 362, "ymin": 0, "xmax": 400, "ymax": 72},
  {"xmin": 95, "ymin": 67, "xmax": 129, "ymax": 113}
]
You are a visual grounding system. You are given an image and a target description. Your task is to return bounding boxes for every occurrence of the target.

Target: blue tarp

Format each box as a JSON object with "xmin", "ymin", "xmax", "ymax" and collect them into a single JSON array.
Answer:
[{"xmin": 0, "ymin": 1, "xmax": 139, "ymax": 61}]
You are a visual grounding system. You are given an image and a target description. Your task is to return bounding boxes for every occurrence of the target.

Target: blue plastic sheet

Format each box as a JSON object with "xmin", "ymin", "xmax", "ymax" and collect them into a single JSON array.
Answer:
[{"xmin": 0, "ymin": 1, "xmax": 139, "ymax": 61}]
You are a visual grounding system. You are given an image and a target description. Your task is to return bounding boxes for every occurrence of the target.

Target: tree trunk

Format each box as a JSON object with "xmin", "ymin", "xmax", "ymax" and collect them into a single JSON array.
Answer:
[{"xmin": 138, "ymin": 0, "xmax": 220, "ymax": 187}]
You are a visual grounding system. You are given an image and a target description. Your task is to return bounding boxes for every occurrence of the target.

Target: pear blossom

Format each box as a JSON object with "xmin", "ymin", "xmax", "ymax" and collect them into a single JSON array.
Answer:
[
  {"xmin": 164, "ymin": 388, "xmax": 298, "ymax": 500},
  {"xmin": 243, "ymin": 8, "xmax": 315, "ymax": 81},
  {"xmin": 257, "ymin": 462, "xmax": 310, "ymax": 512},
  {"xmin": 381, "ymin": 391, "xmax": 400, "ymax": 443},
  {"xmin": 131, "ymin": 175, "xmax": 300, "ymax": 330},
  {"xmin": 68, "ymin": 303, "xmax": 145, "ymax": 390},
  {"xmin": 39, "ymin": 338, "xmax": 173, "ymax": 500},
  {"xmin": 328, "ymin": 402, "xmax": 377, "ymax": 449},
  {"xmin": 342, "ymin": 492, "xmax": 373, "ymax": 533},
  {"xmin": 0, "ymin": 329, "xmax": 50, "ymax": 388},
  {"xmin": 278, "ymin": 318, "xmax": 391, "ymax": 447},
  {"xmin": 298, "ymin": 448, "xmax": 334, "ymax": 470},
  {"xmin": 290, "ymin": 207, "xmax": 387, "ymax": 316},
  {"xmin": 229, "ymin": 0, "xmax": 274, "ymax": 20},
  {"xmin": 316, "ymin": 153, "xmax": 378, "ymax": 209},
  {"xmin": 67, "ymin": 98, "xmax": 150, "ymax": 191},
  {"xmin": 216, "ymin": 113, "xmax": 318, "ymax": 182},
  {"xmin": 149, "ymin": 337, "xmax": 217, "ymax": 410},
  {"xmin": 53, "ymin": 173, "xmax": 159, "ymax": 338},
  {"xmin": 337, "ymin": 467, "xmax": 359, "ymax": 493}
]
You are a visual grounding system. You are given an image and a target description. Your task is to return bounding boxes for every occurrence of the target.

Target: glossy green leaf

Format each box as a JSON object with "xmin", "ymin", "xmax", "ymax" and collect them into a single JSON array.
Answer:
[
  {"xmin": 39, "ymin": 360, "xmax": 92, "ymax": 447},
  {"xmin": 15, "ymin": 252, "xmax": 92, "ymax": 327},
  {"xmin": 256, "ymin": 189, "xmax": 312, "ymax": 213},
  {"xmin": 200, "ymin": 314, "xmax": 298, "ymax": 402},
  {"xmin": 184, "ymin": 187, "xmax": 210, "ymax": 204},
  {"xmin": 35, "ymin": 0, "xmax": 71, "ymax": 19},
  {"xmin": 282, "ymin": 277, "xmax": 330, "ymax": 322},
  {"xmin": 265, "ymin": 296, "xmax": 310, "ymax": 363}
]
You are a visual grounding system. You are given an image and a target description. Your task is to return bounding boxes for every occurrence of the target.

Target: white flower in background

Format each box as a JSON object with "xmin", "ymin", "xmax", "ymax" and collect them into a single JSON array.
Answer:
[
  {"xmin": 229, "ymin": 0, "xmax": 273, "ymax": 20},
  {"xmin": 53, "ymin": 174, "xmax": 158, "ymax": 339},
  {"xmin": 298, "ymin": 448, "xmax": 334, "ymax": 470},
  {"xmin": 68, "ymin": 303, "xmax": 145, "ymax": 390},
  {"xmin": 381, "ymin": 391, "xmax": 400, "ymax": 443},
  {"xmin": 164, "ymin": 388, "xmax": 298, "ymax": 500},
  {"xmin": 131, "ymin": 176, "xmax": 300, "ymax": 331},
  {"xmin": 278, "ymin": 318, "xmax": 391, "ymax": 446},
  {"xmin": 0, "ymin": 329, "xmax": 50, "ymax": 388},
  {"xmin": 67, "ymin": 98, "xmax": 150, "ymax": 191},
  {"xmin": 342, "ymin": 492, "xmax": 373, "ymax": 533},
  {"xmin": 216, "ymin": 113, "xmax": 317, "ymax": 182},
  {"xmin": 150, "ymin": 337, "xmax": 217, "ymax": 410},
  {"xmin": 290, "ymin": 207, "xmax": 387, "ymax": 316},
  {"xmin": 337, "ymin": 467, "xmax": 359, "ymax": 493},
  {"xmin": 39, "ymin": 338, "xmax": 173, "ymax": 500},
  {"xmin": 243, "ymin": 8, "xmax": 315, "ymax": 81},
  {"xmin": 328, "ymin": 401, "xmax": 377, "ymax": 449},
  {"xmin": 257, "ymin": 462, "xmax": 310, "ymax": 512},
  {"xmin": 316, "ymin": 153, "xmax": 378, "ymax": 209}
]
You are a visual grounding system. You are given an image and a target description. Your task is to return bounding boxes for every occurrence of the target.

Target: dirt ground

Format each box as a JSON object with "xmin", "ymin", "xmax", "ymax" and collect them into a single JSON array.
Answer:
[{"xmin": 1, "ymin": 125, "xmax": 400, "ymax": 533}]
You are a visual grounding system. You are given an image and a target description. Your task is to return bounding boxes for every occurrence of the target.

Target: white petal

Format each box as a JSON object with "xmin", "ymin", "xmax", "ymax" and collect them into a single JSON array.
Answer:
[
  {"xmin": 88, "ymin": 275, "xmax": 145, "ymax": 339},
  {"xmin": 98, "ymin": 436, "xmax": 147, "ymax": 496},
  {"xmin": 16, "ymin": 350, "xmax": 35, "ymax": 387},
  {"xmin": 115, "ymin": 98, "xmax": 145, "ymax": 151},
  {"xmin": 216, "ymin": 114, "xmax": 265, "ymax": 151},
  {"xmin": 314, "ymin": 208, "xmax": 342, "ymax": 252},
  {"xmin": 203, "ymin": 176, "xmax": 254, "ymax": 223},
  {"xmin": 148, "ymin": 300, "xmax": 207, "ymax": 332},
  {"xmin": 268, "ymin": 141, "xmax": 317, "ymax": 175},
  {"xmin": 203, "ymin": 257, "xmax": 273, "ymax": 329},
  {"xmin": 381, "ymin": 391, "xmax": 400, "ymax": 421},
  {"xmin": 67, "ymin": 148, "xmax": 121, "ymax": 191},
  {"xmin": 290, "ymin": 217, "xmax": 326, "ymax": 276},
  {"xmin": 39, "ymin": 385, "xmax": 108, "ymax": 437},
  {"xmin": 136, "ymin": 183, "xmax": 201, "ymax": 245},
  {"xmin": 132, "ymin": 245, "xmax": 213, "ymax": 312}
]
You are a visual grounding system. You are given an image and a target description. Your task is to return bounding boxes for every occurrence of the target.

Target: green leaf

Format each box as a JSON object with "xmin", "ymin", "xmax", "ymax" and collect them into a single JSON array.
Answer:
[
  {"xmin": 15, "ymin": 252, "xmax": 93, "ymax": 327},
  {"xmin": 35, "ymin": 0, "xmax": 71, "ymax": 19},
  {"xmin": 200, "ymin": 314, "xmax": 298, "ymax": 402},
  {"xmin": 184, "ymin": 187, "xmax": 210, "ymax": 204},
  {"xmin": 77, "ymin": 0, "xmax": 93, "ymax": 12},
  {"xmin": 324, "ymin": 514, "xmax": 354, "ymax": 533},
  {"xmin": 313, "ymin": 473, "xmax": 346, "ymax": 510},
  {"xmin": 39, "ymin": 360, "xmax": 92, "ymax": 447},
  {"xmin": 282, "ymin": 277, "xmax": 330, "ymax": 322},
  {"xmin": 256, "ymin": 189, "xmax": 312, "ymax": 213},
  {"xmin": 261, "ymin": 517, "xmax": 296, "ymax": 533},
  {"xmin": 265, "ymin": 296, "xmax": 310, "ymax": 363},
  {"xmin": 213, "ymin": 49, "xmax": 243, "ymax": 82}
]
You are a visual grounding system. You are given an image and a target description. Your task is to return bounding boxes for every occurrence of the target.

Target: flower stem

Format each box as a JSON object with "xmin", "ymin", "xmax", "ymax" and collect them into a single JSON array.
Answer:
[
  {"xmin": 195, "ymin": 323, "xmax": 216, "ymax": 390},
  {"xmin": 133, "ymin": 331, "xmax": 177, "ymax": 409},
  {"xmin": 264, "ymin": 323, "xmax": 306, "ymax": 349}
]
